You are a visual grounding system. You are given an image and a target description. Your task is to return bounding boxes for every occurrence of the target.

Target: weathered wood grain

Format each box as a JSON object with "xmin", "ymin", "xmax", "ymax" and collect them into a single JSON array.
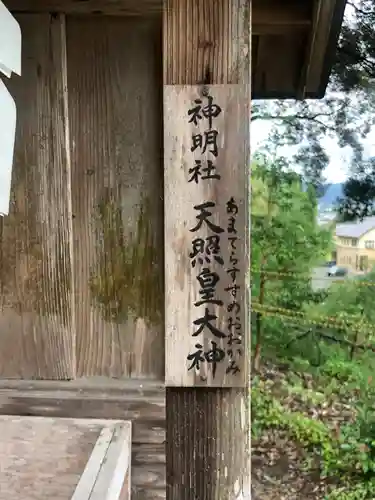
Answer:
[
  {"xmin": 163, "ymin": 0, "xmax": 250, "ymax": 85},
  {"xmin": 132, "ymin": 444, "xmax": 165, "ymax": 495},
  {"xmin": 5, "ymin": 0, "xmax": 310, "ymax": 30},
  {"xmin": 66, "ymin": 16, "xmax": 164, "ymax": 378},
  {"xmin": 0, "ymin": 416, "xmax": 101, "ymax": 500},
  {"xmin": 72, "ymin": 426, "xmax": 117, "ymax": 500},
  {"xmin": 164, "ymin": 85, "xmax": 249, "ymax": 387},
  {"xmin": 131, "ymin": 489, "xmax": 165, "ymax": 500},
  {"xmin": 0, "ymin": 380, "xmax": 165, "ymax": 421},
  {"xmin": 166, "ymin": 388, "xmax": 250, "ymax": 499},
  {"xmin": 132, "ymin": 444, "xmax": 165, "ymax": 464},
  {"xmin": 132, "ymin": 464, "xmax": 165, "ymax": 489},
  {"xmin": 133, "ymin": 420, "xmax": 165, "ymax": 444},
  {"xmin": 0, "ymin": 416, "xmax": 132, "ymax": 500},
  {"xmin": 164, "ymin": 0, "xmax": 251, "ymax": 497},
  {"xmin": 78, "ymin": 423, "xmax": 132, "ymax": 500},
  {"xmin": 6, "ymin": 0, "xmax": 162, "ymax": 14},
  {"xmin": 0, "ymin": 14, "xmax": 74, "ymax": 379},
  {"xmin": 0, "ymin": 381, "xmax": 165, "ymax": 497},
  {"xmin": 0, "ymin": 380, "xmax": 166, "ymax": 444}
]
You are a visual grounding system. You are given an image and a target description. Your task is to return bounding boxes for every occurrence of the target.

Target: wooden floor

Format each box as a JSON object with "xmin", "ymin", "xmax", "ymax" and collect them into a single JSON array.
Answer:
[
  {"xmin": 0, "ymin": 379, "xmax": 166, "ymax": 500},
  {"xmin": 0, "ymin": 416, "xmax": 103, "ymax": 499}
]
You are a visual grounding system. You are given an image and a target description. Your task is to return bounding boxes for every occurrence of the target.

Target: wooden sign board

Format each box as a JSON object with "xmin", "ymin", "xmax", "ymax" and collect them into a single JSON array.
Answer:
[
  {"xmin": 164, "ymin": 84, "xmax": 250, "ymax": 388},
  {"xmin": 0, "ymin": 415, "xmax": 131, "ymax": 500}
]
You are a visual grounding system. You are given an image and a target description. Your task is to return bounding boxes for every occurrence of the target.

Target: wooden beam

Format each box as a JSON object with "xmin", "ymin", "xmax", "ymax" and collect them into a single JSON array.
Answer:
[
  {"xmin": 71, "ymin": 422, "xmax": 131, "ymax": 500},
  {"xmin": 252, "ymin": 1, "xmax": 312, "ymax": 40},
  {"xmin": 163, "ymin": 0, "xmax": 250, "ymax": 497},
  {"xmin": 304, "ymin": 0, "xmax": 338, "ymax": 96},
  {"xmin": 253, "ymin": 2, "xmax": 311, "ymax": 27},
  {"xmin": 4, "ymin": 0, "xmax": 312, "ymax": 26},
  {"xmin": 72, "ymin": 423, "xmax": 132, "ymax": 500},
  {"xmin": 4, "ymin": 0, "xmax": 161, "ymax": 14},
  {"xmin": 252, "ymin": 23, "xmax": 309, "ymax": 36}
]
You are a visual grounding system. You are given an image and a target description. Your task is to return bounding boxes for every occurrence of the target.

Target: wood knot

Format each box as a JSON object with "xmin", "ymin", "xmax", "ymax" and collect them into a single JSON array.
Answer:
[{"xmin": 198, "ymin": 40, "xmax": 214, "ymax": 49}]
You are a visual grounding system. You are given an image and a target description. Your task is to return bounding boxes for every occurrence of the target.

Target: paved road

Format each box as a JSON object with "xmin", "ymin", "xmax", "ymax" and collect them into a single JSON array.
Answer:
[{"xmin": 311, "ymin": 266, "xmax": 350, "ymax": 291}]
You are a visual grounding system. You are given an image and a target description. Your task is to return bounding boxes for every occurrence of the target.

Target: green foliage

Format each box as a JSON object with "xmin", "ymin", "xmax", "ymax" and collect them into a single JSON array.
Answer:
[
  {"xmin": 253, "ymin": 375, "xmax": 375, "ymax": 499},
  {"xmin": 251, "ymin": 156, "xmax": 375, "ymax": 498},
  {"xmin": 252, "ymin": 159, "xmax": 332, "ymax": 307},
  {"xmin": 252, "ymin": 1, "xmax": 375, "ymax": 217},
  {"xmin": 252, "ymin": 379, "xmax": 331, "ymax": 446},
  {"xmin": 304, "ymin": 271, "xmax": 375, "ymax": 359},
  {"xmin": 251, "ymin": 159, "xmax": 333, "ymax": 361},
  {"xmin": 325, "ymin": 481, "xmax": 375, "ymax": 500},
  {"xmin": 252, "ymin": 91, "xmax": 373, "ymax": 191}
]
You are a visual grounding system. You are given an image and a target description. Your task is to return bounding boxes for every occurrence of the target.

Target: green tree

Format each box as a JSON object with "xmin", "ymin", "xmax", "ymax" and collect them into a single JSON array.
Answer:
[
  {"xmin": 253, "ymin": 1, "xmax": 375, "ymax": 203},
  {"xmin": 251, "ymin": 158, "xmax": 332, "ymax": 370},
  {"xmin": 305, "ymin": 270, "xmax": 375, "ymax": 361},
  {"xmin": 338, "ymin": 157, "xmax": 375, "ymax": 220},
  {"xmin": 252, "ymin": 93, "xmax": 373, "ymax": 191}
]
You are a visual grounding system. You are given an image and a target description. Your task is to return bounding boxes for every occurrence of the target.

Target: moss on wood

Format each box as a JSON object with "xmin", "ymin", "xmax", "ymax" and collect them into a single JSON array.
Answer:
[{"xmin": 90, "ymin": 194, "xmax": 163, "ymax": 326}]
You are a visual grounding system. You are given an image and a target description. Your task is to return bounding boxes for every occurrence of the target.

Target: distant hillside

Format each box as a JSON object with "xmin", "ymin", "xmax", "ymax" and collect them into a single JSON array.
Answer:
[{"xmin": 318, "ymin": 183, "xmax": 343, "ymax": 209}]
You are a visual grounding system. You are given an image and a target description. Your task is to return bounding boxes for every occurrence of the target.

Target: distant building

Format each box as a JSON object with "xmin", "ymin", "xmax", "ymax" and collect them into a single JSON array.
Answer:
[
  {"xmin": 335, "ymin": 217, "xmax": 375, "ymax": 272},
  {"xmin": 317, "ymin": 211, "xmax": 337, "ymax": 227}
]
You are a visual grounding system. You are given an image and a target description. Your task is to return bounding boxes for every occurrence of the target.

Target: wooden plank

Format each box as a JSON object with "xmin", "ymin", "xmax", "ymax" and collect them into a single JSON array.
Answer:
[
  {"xmin": 133, "ymin": 420, "xmax": 165, "ymax": 444},
  {"xmin": 0, "ymin": 416, "xmax": 102, "ymax": 499},
  {"xmin": 66, "ymin": 16, "xmax": 164, "ymax": 378},
  {"xmin": 252, "ymin": 23, "xmax": 309, "ymax": 36},
  {"xmin": 5, "ymin": 0, "xmax": 162, "ymax": 14},
  {"xmin": 0, "ymin": 379, "xmax": 165, "ymax": 421},
  {"xmin": 0, "ymin": 383, "xmax": 165, "ymax": 498},
  {"xmin": 164, "ymin": 85, "xmax": 249, "ymax": 387},
  {"xmin": 164, "ymin": 0, "xmax": 251, "ymax": 497},
  {"xmin": 73, "ymin": 423, "xmax": 132, "ymax": 500},
  {"xmin": 304, "ymin": 0, "xmax": 337, "ymax": 95},
  {"xmin": 132, "ymin": 443, "xmax": 165, "ymax": 464},
  {"xmin": 0, "ymin": 381, "xmax": 166, "ymax": 497},
  {"xmin": 253, "ymin": 0, "xmax": 312, "ymax": 36},
  {"xmin": 0, "ymin": 416, "xmax": 131, "ymax": 500},
  {"xmin": 132, "ymin": 463, "xmax": 164, "ymax": 489},
  {"xmin": 0, "ymin": 13, "xmax": 74, "ymax": 379},
  {"xmin": 252, "ymin": 33, "xmax": 307, "ymax": 96},
  {"xmin": 0, "ymin": 381, "xmax": 166, "ymax": 446},
  {"xmin": 88, "ymin": 424, "xmax": 131, "ymax": 500},
  {"xmin": 71, "ymin": 427, "xmax": 115, "ymax": 499},
  {"xmin": 132, "ymin": 490, "xmax": 165, "ymax": 500},
  {"xmin": 253, "ymin": 1, "xmax": 312, "ymax": 26},
  {"xmin": 5, "ymin": 0, "xmax": 311, "ymax": 21},
  {"xmin": 132, "ymin": 444, "xmax": 165, "ymax": 498}
]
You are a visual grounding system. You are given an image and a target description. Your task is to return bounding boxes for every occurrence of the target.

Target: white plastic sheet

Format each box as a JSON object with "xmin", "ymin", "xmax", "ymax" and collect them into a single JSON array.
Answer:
[
  {"xmin": 0, "ymin": 79, "xmax": 16, "ymax": 215},
  {"xmin": 0, "ymin": 0, "xmax": 21, "ymax": 78},
  {"xmin": 0, "ymin": 0, "xmax": 21, "ymax": 215}
]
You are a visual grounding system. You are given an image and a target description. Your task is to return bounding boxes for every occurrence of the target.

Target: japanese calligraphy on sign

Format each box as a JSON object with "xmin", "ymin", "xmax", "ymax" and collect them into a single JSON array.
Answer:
[{"xmin": 164, "ymin": 85, "xmax": 249, "ymax": 388}]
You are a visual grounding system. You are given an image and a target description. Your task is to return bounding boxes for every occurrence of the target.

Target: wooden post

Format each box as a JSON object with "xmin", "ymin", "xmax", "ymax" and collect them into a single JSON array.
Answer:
[{"xmin": 163, "ymin": 0, "xmax": 251, "ymax": 498}]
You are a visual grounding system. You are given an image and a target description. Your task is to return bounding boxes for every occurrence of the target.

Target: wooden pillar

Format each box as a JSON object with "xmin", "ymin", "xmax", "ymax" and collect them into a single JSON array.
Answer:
[{"xmin": 163, "ymin": 1, "xmax": 251, "ymax": 499}]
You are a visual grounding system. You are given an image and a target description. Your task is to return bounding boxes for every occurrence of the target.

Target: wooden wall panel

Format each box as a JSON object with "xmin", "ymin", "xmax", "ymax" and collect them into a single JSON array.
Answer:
[
  {"xmin": 66, "ymin": 16, "xmax": 164, "ymax": 378},
  {"xmin": 0, "ymin": 14, "xmax": 74, "ymax": 379}
]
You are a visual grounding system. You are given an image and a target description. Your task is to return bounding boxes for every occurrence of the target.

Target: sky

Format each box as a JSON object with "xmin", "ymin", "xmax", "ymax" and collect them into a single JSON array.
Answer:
[
  {"xmin": 249, "ymin": 0, "xmax": 375, "ymax": 186},
  {"xmin": 251, "ymin": 120, "xmax": 375, "ymax": 184}
]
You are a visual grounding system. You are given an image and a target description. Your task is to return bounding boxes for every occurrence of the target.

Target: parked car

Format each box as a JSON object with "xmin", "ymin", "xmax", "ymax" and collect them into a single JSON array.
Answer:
[
  {"xmin": 325, "ymin": 260, "xmax": 336, "ymax": 268},
  {"xmin": 327, "ymin": 265, "xmax": 348, "ymax": 277}
]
